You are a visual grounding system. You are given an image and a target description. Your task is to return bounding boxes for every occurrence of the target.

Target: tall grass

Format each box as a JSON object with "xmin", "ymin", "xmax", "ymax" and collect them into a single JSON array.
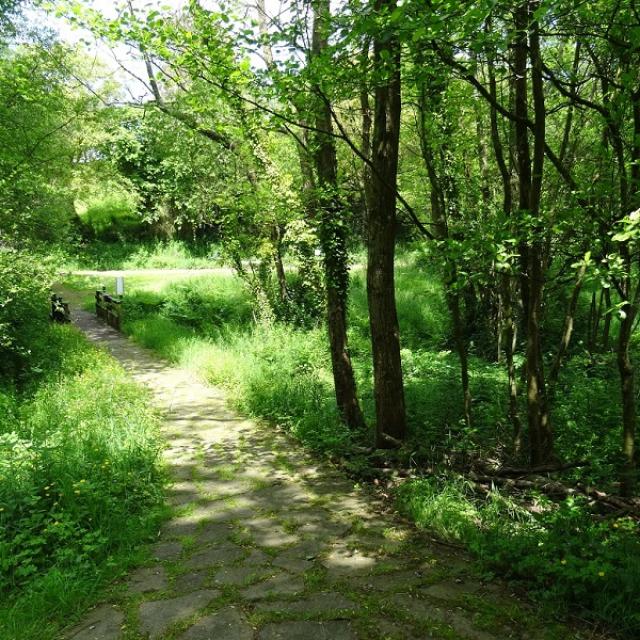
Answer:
[
  {"xmin": 61, "ymin": 239, "xmax": 222, "ymax": 271},
  {"xmin": 397, "ymin": 477, "xmax": 640, "ymax": 634},
  {"xmin": 0, "ymin": 326, "xmax": 166, "ymax": 640}
]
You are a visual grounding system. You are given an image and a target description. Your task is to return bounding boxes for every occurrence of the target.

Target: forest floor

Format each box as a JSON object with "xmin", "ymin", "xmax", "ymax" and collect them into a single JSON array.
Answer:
[{"xmin": 62, "ymin": 294, "xmax": 604, "ymax": 640}]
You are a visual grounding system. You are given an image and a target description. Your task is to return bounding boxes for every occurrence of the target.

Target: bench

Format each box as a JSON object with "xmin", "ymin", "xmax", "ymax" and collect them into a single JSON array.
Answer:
[{"xmin": 50, "ymin": 294, "xmax": 71, "ymax": 323}]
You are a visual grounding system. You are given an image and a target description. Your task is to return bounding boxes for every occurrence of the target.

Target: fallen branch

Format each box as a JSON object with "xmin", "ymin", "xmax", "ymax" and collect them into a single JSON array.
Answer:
[
  {"xmin": 468, "ymin": 472, "xmax": 640, "ymax": 518},
  {"xmin": 476, "ymin": 460, "xmax": 590, "ymax": 477}
]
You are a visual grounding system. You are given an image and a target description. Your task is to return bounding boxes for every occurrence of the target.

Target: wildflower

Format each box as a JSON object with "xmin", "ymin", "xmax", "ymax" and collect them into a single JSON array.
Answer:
[
  {"xmin": 598, "ymin": 571, "xmax": 605, "ymax": 577},
  {"xmin": 560, "ymin": 559, "xmax": 567, "ymax": 565}
]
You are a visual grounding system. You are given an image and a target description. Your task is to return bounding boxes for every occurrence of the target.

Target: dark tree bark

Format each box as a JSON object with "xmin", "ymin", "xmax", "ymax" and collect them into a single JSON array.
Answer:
[
  {"xmin": 618, "ymin": 274, "xmax": 638, "ymax": 497},
  {"xmin": 486, "ymin": 37, "xmax": 522, "ymax": 452},
  {"xmin": 308, "ymin": 0, "xmax": 366, "ymax": 429},
  {"xmin": 514, "ymin": 1, "xmax": 553, "ymax": 465},
  {"xmin": 367, "ymin": 0, "xmax": 406, "ymax": 446}
]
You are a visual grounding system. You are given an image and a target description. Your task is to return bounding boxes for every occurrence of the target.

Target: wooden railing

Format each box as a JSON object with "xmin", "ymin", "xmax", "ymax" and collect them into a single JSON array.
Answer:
[{"xmin": 95, "ymin": 289, "xmax": 122, "ymax": 330}]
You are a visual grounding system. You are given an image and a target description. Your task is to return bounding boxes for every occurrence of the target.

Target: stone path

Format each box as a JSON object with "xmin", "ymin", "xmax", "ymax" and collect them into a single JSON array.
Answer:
[{"xmin": 63, "ymin": 305, "xmax": 599, "ymax": 640}]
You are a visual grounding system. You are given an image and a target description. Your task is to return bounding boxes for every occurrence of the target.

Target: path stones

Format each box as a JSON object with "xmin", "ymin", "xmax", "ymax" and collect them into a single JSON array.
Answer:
[
  {"xmin": 389, "ymin": 594, "xmax": 499, "ymax": 640},
  {"xmin": 322, "ymin": 545, "xmax": 378, "ymax": 576},
  {"xmin": 173, "ymin": 570, "xmax": 210, "ymax": 593},
  {"xmin": 151, "ymin": 540, "xmax": 183, "ymax": 561},
  {"xmin": 195, "ymin": 522, "xmax": 235, "ymax": 546},
  {"xmin": 179, "ymin": 607, "xmax": 253, "ymax": 640},
  {"xmin": 198, "ymin": 478, "xmax": 253, "ymax": 499},
  {"xmin": 127, "ymin": 566, "xmax": 168, "ymax": 594},
  {"xmin": 271, "ymin": 540, "xmax": 324, "ymax": 573},
  {"xmin": 67, "ymin": 604, "xmax": 123, "ymax": 640},
  {"xmin": 139, "ymin": 590, "xmax": 219, "ymax": 639},
  {"xmin": 257, "ymin": 621, "xmax": 357, "ymax": 640},
  {"xmin": 421, "ymin": 580, "xmax": 482, "ymax": 602},
  {"xmin": 255, "ymin": 592, "xmax": 359, "ymax": 615},
  {"xmin": 242, "ymin": 548, "xmax": 272, "ymax": 567},
  {"xmin": 243, "ymin": 516, "xmax": 300, "ymax": 548},
  {"xmin": 186, "ymin": 544, "xmax": 245, "ymax": 569},
  {"xmin": 213, "ymin": 565, "xmax": 269, "ymax": 586},
  {"xmin": 241, "ymin": 572, "xmax": 305, "ymax": 601},
  {"xmin": 348, "ymin": 569, "xmax": 426, "ymax": 593}
]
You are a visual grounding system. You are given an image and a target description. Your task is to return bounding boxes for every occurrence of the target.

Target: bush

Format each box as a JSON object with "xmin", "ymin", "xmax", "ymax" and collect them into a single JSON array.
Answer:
[
  {"xmin": 0, "ymin": 248, "xmax": 53, "ymax": 381},
  {"xmin": 78, "ymin": 188, "xmax": 142, "ymax": 241},
  {"xmin": 159, "ymin": 276, "xmax": 253, "ymax": 332}
]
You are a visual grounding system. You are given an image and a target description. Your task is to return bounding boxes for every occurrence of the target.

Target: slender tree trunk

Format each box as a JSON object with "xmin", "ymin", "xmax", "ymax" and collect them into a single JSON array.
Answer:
[
  {"xmin": 502, "ymin": 274, "xmax": 522, "ymax": 454},
  {"xmin": 548, "ymin": 263, "xmax": 587, "ymax": 392},
  {"xmin": 587, "ymin": 290, "xmax": 597, "ymax": 353},
  {"xmin": 270, "ymin": 225, "xmax": 289, "ymax": 305},
  {"xmin": 311, "ymin": 0, "xmax": 365, "ymax": 429},
  {"xmin": 618, "ymin": 275, "xmax": 638, "ymax": 497},
  {"xmin": 360, "ymin": 36, "xmax": 374, "ymax": 240},
  {"xmin": 514, "ymin": 1, "xmax": 552, "ymax": 465},
  {"xmin": 618, "ymin": 91, "xmax": 640, "ymax": 495},
  {"xmin": 367, "ymin": 0, "xmax": 406, "ymax": 446},
  {"xmin": 486, "ymin": 31, "xmax": 522, "ymax": 450},
  {"xmin": 448, "ymin": 277, "xmax": 472, "ymax": 428},
  {"xmin": 602, "ymin": 286, "xmax": 612, "ymax": 351}
]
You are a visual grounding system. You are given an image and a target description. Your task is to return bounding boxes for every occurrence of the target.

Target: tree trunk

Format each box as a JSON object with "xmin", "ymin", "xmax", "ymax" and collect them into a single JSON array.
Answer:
[
  {"xmin": 515, "ymin": 1, "xmax": 553, "ymax": 465},
  {"xmin": 502, "ymin": 273, "xmax": 522, "ymax": 455},
  {"xmin": 367, "ymin": 0, "xmax": 406, "ymax": 446},
  {"xmin": 548, "ymin": 263, "xmax": 587, "ymax": 391},
  {"xmin": 486, "ymin": 33, "xmax": 522, "ymax": 450},
  {"xmin": 618, "ymin": 288, "xmax": 637, "ymax": 497},
  {"xmin": 311, "ymin": 0, "xmax": 366, "ymax": 429},
  {"xmin": 602, "ymin": 286, "xmax": 612, "ymax": 351},
  {"xmin": 270, "ymin": 225, "xmax": 289, "ymax": 306}
]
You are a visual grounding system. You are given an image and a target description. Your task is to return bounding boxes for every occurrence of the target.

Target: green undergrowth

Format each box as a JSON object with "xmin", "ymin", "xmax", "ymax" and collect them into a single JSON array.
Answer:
[
  {"xmin": 58, "ymin": 239, "xmax": 222, "ymax": 271},
  {"xmin": 396, "ymin": 476, "xmax": 640, "ymax": 635},
  {"xmin": 61, "ymin": 263, "xmax": 640, "ymax": 635},
  {"xmin": 0, "ymin": 326, "xmax": 167, "ymax": 640}
]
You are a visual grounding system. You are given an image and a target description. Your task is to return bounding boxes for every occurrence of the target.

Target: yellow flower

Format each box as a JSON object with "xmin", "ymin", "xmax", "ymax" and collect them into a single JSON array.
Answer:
[
  {"xmin": 560, "ymin": 559, "xmax": 567, "ymax": 565},
  {"xmin": 598, "ymin": 571, "xmax": 605, "ymax": 577}
]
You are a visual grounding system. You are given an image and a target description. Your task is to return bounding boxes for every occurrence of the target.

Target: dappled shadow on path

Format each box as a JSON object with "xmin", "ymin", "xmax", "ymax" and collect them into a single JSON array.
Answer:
[{"xmin": 63, "ymin": 303, "xmax": 602, "ymax": 640}]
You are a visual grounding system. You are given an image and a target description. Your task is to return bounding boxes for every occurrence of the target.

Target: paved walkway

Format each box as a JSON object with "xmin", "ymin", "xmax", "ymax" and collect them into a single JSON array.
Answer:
[{"xmin": 64, "ymin": 306, "xmax": 594, "ymax": 640}]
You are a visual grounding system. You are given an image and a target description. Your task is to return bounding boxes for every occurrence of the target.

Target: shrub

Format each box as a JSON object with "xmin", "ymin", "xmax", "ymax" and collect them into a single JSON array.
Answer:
[{"xmin": 0, "ymin": 248, "xmax": 53, "ymax": 381}]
